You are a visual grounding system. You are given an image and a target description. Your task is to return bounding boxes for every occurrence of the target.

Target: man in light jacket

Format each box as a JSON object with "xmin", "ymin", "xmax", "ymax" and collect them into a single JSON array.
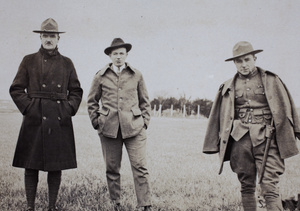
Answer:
[
  {"xmin": 203, "ymin": 41, "xmax": 300, "ymax": 211},
  {"xmin": 10, "ymin": 18, "xmax": 83, "ymax": 211},
  {"xmin": 87, "ymin": 38, "xmax": 152, "ymax": 211}
]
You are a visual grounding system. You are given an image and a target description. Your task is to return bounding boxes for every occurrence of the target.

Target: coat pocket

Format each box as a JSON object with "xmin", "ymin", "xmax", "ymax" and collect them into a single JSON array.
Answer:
[
  {"xmin": 131, "ymin": 107, "xmax": 142, "ymax": 116},
  {"xmin": 98, "ymin": 107, "xmax": 110, "ymax": 131},
  {"xmin": 131, "ymin": 107, "xmax": 144, "ymax": 129}
]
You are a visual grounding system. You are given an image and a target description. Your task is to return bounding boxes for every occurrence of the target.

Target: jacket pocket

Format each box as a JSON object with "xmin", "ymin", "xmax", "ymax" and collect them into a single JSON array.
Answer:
[
  {"xmin": 131, "ymin": 107, "xmax": 142, "ymax": 116},
  {"xmin": 131, "ymin": 107, "xmax": 144, "ymax": 129},
  {"xmin": 235, "ymin": 90, "xmax": 243, "ymax": 99},
  {"xmin": 98, "ymin": 107, "xmax": 109, "ymax": 131},
  {"xmin": 24, "ymin": 99, "xmax": 35, "ymax": 115},
  {"xmin": 62, "ymin": 101, "xmax": 73, "ymax": 116},
  {"xmin": 254, "ymin": 86, "xmax": 265, "ymax": 95}
]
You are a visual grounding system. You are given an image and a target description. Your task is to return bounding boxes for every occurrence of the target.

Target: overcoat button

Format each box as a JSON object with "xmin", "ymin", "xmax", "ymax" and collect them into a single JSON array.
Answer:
[
  {"xmin": 42, "ymin": 84, "xmax": 46, "ymax": 88},
  {"xmin": 58, "ymin": 117, "xmax": 61, "ymax": 120},
  {"xmin": 223, "ymin": 140, "xmax": 226, "ymax": 144},
  {"xmin": 43, "ymin": 116, "xmax": 47, "ymax": 120},
  {"xmin": 57, "ymin": 84, "xmax": 61, "ymax": 88},
  {"xmin": 57, "ymin": 100, "xmax": 60, "ymax": 104}
]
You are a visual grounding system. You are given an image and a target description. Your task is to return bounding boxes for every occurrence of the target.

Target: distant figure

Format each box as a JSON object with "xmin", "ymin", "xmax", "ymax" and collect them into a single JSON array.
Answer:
[
  {"xmin": 203, "ymin": 41, "xmax": 300, "ymax": 210},
  {"xmin": 10, "ymin": 18, "xmax": 83, "ymax": 211},
  {"xmin": 87, "ymin": 38, "xmax": 152, "ymax": 211}
]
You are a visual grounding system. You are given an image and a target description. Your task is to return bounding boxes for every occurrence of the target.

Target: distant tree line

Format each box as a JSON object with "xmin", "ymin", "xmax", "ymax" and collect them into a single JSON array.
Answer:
[{"xmin": 150, "ymin": 96, "xmax": 213, "ymax": 118}]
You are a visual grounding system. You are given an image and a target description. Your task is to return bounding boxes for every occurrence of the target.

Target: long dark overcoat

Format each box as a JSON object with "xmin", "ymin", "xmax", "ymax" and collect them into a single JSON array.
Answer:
[
  {"xmin": 10, "ymin": 47, "xmax": 83, "ymax": 171},
  {"xmin": 203, "ymin": 67, "xmax": 300, "ymax": 174}
]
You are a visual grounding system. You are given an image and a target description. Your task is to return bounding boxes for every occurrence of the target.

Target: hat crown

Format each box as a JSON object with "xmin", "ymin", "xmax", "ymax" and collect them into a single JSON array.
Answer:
[
  {"xmin": 225, "ymin": 41, "xmax": 263, "ymax": 61},
  {"xmin": 232, "ymin": 41, "xmax": 254, "ymax": 57},
  {"xmin": 104, "ymin": 38, "xmax": 132, "ymax": 55},
  {"xmin": 33, "ymin": 18, "xmax": 64, "ymax": 33},
  {"xmin": 110, "ymin": 38, "xmax": 126, "ymax": 48}
]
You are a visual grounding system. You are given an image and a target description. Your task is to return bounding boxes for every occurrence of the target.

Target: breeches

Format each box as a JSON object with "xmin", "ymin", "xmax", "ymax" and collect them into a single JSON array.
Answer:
[
  {"xmin": 230, "ymin": 132, "xmax": 285, "ymax": 210},
  {"xmin": 99, "ymin": 128, "xmax": 151, "ymax": 207}
]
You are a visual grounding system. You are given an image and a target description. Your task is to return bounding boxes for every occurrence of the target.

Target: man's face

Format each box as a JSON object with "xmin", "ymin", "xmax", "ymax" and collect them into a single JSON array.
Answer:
[
  {"xmin": 40, "ymin": 33, "xmax": 59, "ymax": 50},
  {"xmin": 109, "ymin": 47, "xmax": 128, "ymax": 67},
  {"xmin": 234, "ymin": 54, "xmax": 256, "ymax": 76}
]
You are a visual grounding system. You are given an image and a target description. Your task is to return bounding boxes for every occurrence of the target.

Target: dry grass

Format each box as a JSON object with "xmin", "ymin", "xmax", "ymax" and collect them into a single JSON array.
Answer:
[{"xmin": 1, "ymin": 113, "xmax": 300, "ymax": 210}]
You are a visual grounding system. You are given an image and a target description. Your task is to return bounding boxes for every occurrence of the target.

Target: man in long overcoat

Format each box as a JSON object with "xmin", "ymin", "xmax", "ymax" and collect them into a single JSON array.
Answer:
[
  {"xmin": 87, "ymin": 38, "xmax": 152, "ymax": 211},
  {"xmin": 203, "ymin": 41, "xmax": 300, "ymax": 210},
  {"xmin": 9, "ymin": 18, "xmax": 83, "ymax": 211}
]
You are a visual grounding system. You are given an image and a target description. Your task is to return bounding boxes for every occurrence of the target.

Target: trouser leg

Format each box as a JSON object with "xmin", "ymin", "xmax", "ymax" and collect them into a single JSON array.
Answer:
[
  {"xmin": 255, "ymin": 138, "xmax": 285, "ymax": 211},
  {"xmin": 230, "ymin": 133, "xmax": 257, "ymax": 211},
  {"xmin": 25, "ymin": 169, "xmax": 39, "ymax": 210},
  {"xmin": 125, "ymin": 128, "xmax": 151, "ymax": 207},
  {"xmin": 100, "ymin": 132, "xmax": 123, "ymax": 204},
  {"xmin": 47, "ymin": 171, "xmax": 61, "ymax": 209}
]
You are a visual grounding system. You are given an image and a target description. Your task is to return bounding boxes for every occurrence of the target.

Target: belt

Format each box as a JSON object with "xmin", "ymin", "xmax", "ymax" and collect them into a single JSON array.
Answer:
[
  {"xmin": 29, "ymin": 91, "xmax": 68, "ymax": 100},
  {"xmin": 235, "ymin": 107, "xmax": 272, "ymax": 124}
]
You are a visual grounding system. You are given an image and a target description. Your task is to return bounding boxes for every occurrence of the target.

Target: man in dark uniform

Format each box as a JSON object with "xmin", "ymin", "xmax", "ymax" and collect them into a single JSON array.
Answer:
[
  {"xmin": 203, "ymin": 41, "xmax": 300, "ymax": 210},
  {"xmin": 10, "ymin": 18, "xmax": 83, "ymax": 211}
]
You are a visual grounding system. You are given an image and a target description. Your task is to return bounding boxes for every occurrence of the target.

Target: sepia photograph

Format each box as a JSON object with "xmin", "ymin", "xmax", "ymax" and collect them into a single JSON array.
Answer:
[{"xmin": 1, "ymin": 1, "xmax": 300, "ymax": 210}]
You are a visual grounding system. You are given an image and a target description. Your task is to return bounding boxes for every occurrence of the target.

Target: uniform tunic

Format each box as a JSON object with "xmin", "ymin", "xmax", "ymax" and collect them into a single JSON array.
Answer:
[{"xmin": 231, "ymin": 69, "xmax": 271, "ymax": 146}]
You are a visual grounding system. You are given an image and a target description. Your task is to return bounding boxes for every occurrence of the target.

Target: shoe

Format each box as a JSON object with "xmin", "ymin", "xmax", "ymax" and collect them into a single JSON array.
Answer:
[{"xmin": 143, "ymin": 206, "xmax": 152, "ymax": 211}]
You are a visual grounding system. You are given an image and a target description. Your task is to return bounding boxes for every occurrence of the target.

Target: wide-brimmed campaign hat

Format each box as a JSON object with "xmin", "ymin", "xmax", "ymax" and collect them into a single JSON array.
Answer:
[
  {"xmin": 104, "ymin": 38, "xmax": 132, "ymax": 55},
  {"xmin": 225, "ymin": 41, "xmax": 263, "ymax": 61},
  {"xmin": 33, "ymin": 18, "xmax": 65, "ymax": 34}
]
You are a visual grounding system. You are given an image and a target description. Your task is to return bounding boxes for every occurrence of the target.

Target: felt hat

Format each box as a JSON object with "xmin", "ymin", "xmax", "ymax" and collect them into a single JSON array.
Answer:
[
  {"xmin": 104, "ymin": 38, "xmax": 132, "ymax": 55},
  {"xmin": 225, "ymin": 41, "xmax": 263, "ymax": 61},
  {"xmin": 33, "ymin": 18, "xmax": 65, "ymax": 34}
]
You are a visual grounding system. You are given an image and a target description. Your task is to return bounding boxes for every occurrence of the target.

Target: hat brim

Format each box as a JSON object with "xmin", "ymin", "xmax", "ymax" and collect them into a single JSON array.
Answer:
[
  {"xmin": 33, "ymin": 30, "xmax": 65, "ymax": 34},
  {"xmin": 225, "ymin": 50, "xmax": 263, "ymax": 62},
  {"xmin": 104, "ymin": 43, "xmax": 132, "ymax": 55}
]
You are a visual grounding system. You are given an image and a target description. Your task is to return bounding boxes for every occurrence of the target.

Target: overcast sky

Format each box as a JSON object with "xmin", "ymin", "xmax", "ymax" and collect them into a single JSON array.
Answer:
[{"xmin": 1, "ymin": 0, "xmax": 300, "ymax": 106}]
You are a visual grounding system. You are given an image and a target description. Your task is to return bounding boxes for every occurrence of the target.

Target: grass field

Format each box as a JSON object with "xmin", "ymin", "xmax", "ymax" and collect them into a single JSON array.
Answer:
[{"xmin": 1, "ymin": 113, "xmax": 300, "ymax": 210}]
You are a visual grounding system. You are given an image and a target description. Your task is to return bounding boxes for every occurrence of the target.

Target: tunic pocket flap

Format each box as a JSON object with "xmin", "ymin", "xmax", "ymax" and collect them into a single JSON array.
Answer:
[
  {"xmin": 254, "ymin": 87, "xmax": 265, "ymax": 95},
  {"xmin": 131, "ymin": 108, "xmax": 142, "ymax": 116}
]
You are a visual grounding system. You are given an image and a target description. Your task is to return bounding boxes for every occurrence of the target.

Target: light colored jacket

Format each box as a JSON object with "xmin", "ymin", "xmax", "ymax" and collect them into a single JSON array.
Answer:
[
  {"xmin": 87, "ymin": 63, "xmax": 150, "ymax": 139},
  {"xmin": 203, "ymin": 67, "xmax": 300, "ymax": 174}
]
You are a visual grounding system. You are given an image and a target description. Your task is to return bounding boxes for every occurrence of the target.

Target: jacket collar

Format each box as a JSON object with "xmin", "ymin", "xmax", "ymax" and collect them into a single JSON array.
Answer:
[
  {"xmin": 221, "ymin": 66, "xmax": 273, "ymax": 96},
  {"xmin": 221, "ymin": 77, "xmax": 235, "ymax": 96},
  {"xmin": 98, "ymin": 62, "xmax": 136, "ymax": 76}
]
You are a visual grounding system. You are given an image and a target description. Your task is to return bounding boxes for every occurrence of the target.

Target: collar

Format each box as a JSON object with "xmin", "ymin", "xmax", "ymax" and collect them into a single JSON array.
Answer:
[
  {"xmin": 221, "ymin": 77, "xmax": 235, "ymax": 96},
  {"xmin": 221, "ymin": 67, "xmax": 273, "ymax": 96},
  {"xmin": 39, "ymin": 45, "xmax": 59, "ymax": 57},
  {"xmin": 112, "ymin": 64, "xmax": 126, "ymax": 73},
  {"xmin": 99, "ymin": 62, "xmax": 136, "ymax": 76},
  {"xmin": 237, "ymin": 68, "xmax": 258, "ymax": 79}
]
